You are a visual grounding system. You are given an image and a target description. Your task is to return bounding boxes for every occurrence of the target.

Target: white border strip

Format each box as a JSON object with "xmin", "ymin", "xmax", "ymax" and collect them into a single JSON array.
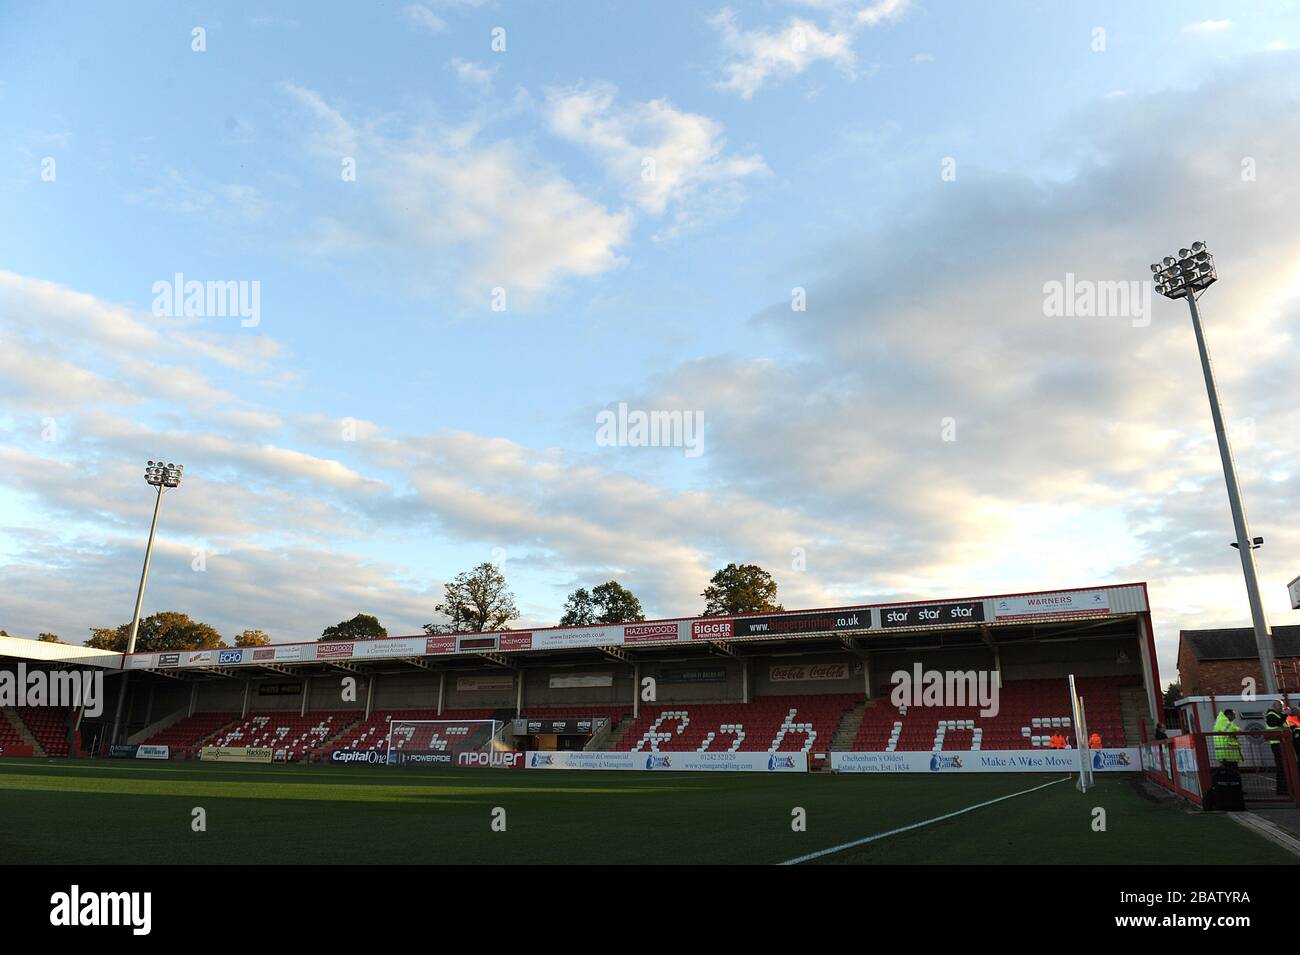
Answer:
[{"xmin": 778, "ymin": 775, "xmax": 1069, "ymax": 865}]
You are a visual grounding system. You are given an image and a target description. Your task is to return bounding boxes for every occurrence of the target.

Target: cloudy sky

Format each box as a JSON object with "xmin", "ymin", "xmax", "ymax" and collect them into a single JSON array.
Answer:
[{"xmin": 1, "ymin": 1, "xmax": 1298, "ymax": 685}]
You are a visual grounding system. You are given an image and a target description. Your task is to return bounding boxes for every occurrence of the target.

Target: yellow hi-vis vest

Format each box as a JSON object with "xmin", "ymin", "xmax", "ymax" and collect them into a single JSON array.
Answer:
[{"xmin": 1213, "ymin": 712, "xmax": 1244, "ymax": 762}]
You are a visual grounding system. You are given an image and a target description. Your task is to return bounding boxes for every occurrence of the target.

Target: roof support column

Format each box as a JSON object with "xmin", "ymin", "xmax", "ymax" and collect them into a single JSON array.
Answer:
[
  {"xmin": 364, "ymin": 673, "xmax": 375, "ymax": 719},
  {"xmin": 437, "ymin": 671, "xmax": 445, "ymax": 716}
]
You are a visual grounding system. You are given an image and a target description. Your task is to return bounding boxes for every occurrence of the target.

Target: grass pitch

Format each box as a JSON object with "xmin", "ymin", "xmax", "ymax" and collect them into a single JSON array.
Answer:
[{"xmin": 0, "ymin": 757, "xmax": 1290, "ymax": 865}]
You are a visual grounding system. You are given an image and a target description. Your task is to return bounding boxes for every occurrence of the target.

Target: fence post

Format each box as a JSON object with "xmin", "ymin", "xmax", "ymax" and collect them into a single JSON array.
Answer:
[{"xmin": 1193, "ymin": 732, "xmax": 1214, "ymax": 797}]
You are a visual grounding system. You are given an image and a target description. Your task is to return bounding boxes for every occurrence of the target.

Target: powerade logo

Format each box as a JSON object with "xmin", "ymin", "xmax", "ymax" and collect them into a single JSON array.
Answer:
[
  {"xmin": 929, "ymin": 753, "xmax": 965, "ymax": 771},
  {"xmin": 218, "ymin": 649, "xmax": 243, "ymax": 665},
  {"xmin": 1092, "ymin": 750, "xmax": 1131, "ymax": 770},
  {"xmin": 644, "ymin": 754, "xmax": 673, "ymax": 769},
  {"xmin": 767, "ymin": 754, "xmax": 797, "ymax": 771}
]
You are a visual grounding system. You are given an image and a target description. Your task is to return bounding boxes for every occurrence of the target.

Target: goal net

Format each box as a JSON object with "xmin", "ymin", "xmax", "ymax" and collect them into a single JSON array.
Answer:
[{"xmin": 384, "ymin": 719, "xmax": 504, "ymax": 765}]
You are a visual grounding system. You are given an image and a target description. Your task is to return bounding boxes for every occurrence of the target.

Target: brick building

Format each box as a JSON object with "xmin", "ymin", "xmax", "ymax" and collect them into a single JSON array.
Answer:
[{"xmin": 1177, "ymin": 625, "xmax": 1300, "ymax": 697}]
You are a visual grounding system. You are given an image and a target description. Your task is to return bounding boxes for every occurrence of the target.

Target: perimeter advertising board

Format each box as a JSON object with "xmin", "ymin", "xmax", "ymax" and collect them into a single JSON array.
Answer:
[
  {"xmin": 830, "ymin": 749, "xmax": 1137, "ymax": 773},
  {"xmin": 526, "ymin": 750, "xmax": 807, "ymax": 772},
  {"xmin": 199, "ymin": 746, "xmax": 273, "ymax": 763}
]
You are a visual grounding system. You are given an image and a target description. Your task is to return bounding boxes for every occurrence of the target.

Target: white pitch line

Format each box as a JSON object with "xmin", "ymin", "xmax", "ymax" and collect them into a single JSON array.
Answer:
[{"xmin": 779, "ymin": 775, "xmax": 1071, "ymax": 865}]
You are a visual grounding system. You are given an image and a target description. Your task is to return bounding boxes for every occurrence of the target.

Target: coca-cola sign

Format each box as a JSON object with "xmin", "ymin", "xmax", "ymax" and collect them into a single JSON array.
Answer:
[{"xmin": 769, "ymin": 663, "xmax": 850, "ymax": 682}]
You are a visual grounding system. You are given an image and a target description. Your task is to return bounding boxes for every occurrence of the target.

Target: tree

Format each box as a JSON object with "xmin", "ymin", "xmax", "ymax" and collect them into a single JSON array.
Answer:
[
  {"xmin": 424, "ymin": 562, "xmax": 520, "ymax": 634},
  {"xmin": 560, "ymin": 581, "xmax": 644, "ymax": 626},
  {"xmin": 235, "ymin": 629, "xmax": 271, "ymax": 647},
  {"xmin": 320, "ymin": 614, "xmax": 387, "ymax": 642},
  {"xmin": 85, "ymin": 612, "xmax": 224, "ymax": 653},
  {"xmin": 559, "ymin": 588, "xmax": 596, "ymax": 627},
  {"xmin": 701, "ymin": 563, "xmax": 783, "ymax": 616},
  {"xmin": 1163, "ymin": 681, "xmax": 1183, "ymax": 708},
  {"xmin": 37, "ymin": 633, "xmax": 65, "ymax": 644}
]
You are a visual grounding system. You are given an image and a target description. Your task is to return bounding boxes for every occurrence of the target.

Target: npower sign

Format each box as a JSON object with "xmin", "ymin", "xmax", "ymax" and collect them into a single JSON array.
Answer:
[{"xmin": 457, "ymin": 751, "xmax": 525, "ymax": 769}]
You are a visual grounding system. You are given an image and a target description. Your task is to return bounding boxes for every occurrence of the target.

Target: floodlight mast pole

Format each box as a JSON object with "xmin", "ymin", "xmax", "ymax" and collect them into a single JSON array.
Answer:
[
  {"xmin": 1152, "ymin": 243, "xmax": 1275, "ymax": 695},
  {"xmin": 1185, "ymin": 292, "xmax": 1276, "ymax": 695},
  {"xmin": 110, "ymin": 461, "xmax": 183, "ymax": 745}
]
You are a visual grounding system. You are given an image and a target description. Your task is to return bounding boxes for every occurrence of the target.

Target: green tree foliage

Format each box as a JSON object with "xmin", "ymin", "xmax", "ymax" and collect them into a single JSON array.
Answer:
[
  {"xmin": 37, "ymin": 632, "xmax": 65, "ymax": 643},
  {"xmin": 701, "ymin": 563, "xmax": 783, "ymax": 616},
  {"xmin": 85, "ymin": 612, "xmax": 224, "ymax": 652},
  {"xmin": 424, "ymin": 562, "xmax": 520, "ymax": 634},
  {"xmin": 1163, "ymin": 681, "xmax": 1183, "ymax": 708},
  {"xmin": 235, "ymin": 629, "xmax": 272, "ymax": 647},
  {"xmin": 560, "ymin": 581, "xmax": 645, "ymax": 626},
  {"xmin": 320, "ymin": 614, "xmax": 387, "ymax": 642}
]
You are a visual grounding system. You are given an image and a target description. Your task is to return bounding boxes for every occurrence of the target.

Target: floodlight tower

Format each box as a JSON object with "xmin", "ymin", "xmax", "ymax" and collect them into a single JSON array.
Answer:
[
  {"xmin": 109, "ymin": 460, "xmax": 184, "ymax": 744},
  {"xmin": 1150, "ymin": 244, "xmax": 1275, "ymax": 694}
]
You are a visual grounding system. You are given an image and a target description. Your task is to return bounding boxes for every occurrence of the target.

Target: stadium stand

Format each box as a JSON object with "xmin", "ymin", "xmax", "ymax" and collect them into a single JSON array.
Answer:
[
  {"xmin": 0, "ymin": 708, "xmax": 30, "ymax": 753},
  {"xmin": 208, "ymin": 710, "xmax": 360, "ymax": 761},
  {"xmin": 141, "ymin": 711, "xmax": 239, "ymax": 755},
  {"xmin": 620, "ymin": 695, "xmax": 857, "ymax": 753},
  {"xmin": 14, "ymin": 706, "xmax": 71, "ymax": 756},
  {"xmin": 850, "ymin": 676, "xmax": 1135, "ymax": 751},
  {"xmin": 324, "ymin": 708, "xmax": 499, "ymax": 758}
]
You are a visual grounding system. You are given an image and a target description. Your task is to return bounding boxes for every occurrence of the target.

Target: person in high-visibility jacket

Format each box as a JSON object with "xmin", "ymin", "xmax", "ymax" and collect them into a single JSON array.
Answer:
[
  {"xmin": 1213, "ymin": 709, "xmax": 1244, "ymax": 768},
  {"xmin": 1089, "ymin": 731, "xmax": 1102, "ymax": 749},
  {"xmin": 1265, "ymin": 700, "xmax": 1290, "ymax": 795}
]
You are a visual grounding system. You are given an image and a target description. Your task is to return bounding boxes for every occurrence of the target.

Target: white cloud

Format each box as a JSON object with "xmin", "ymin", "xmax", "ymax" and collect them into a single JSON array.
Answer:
[
  {"xmin": 284, "ymin": 84, "xmax": 631, "ymax": 303},
  {"xmin": 403, "ymin": 4, "xmax": 447, "ymax": 34},
  {"xmin": 1183, "ymin": 19, "xmax": 1233, "ymax": 34},
  {"xmin": 545, "ymin": 83, "xmax": 767, "ymax": 218},
  {"xmin": 448, "ymin": 57, "xmax": 497, "ymax": 91},
  {"xmin": 711, "ymin": 0, "xmax": 909, "ymax": 98}
]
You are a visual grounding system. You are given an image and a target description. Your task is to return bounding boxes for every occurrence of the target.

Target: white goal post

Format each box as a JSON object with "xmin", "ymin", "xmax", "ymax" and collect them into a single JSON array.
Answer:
[
  {"xmin": 383, "ymin": 718, "xmax": 506, "ymax": 765},
  {"xmin": 1068, "ymin": 674, "xmax": 1096, "ymax": 793}
]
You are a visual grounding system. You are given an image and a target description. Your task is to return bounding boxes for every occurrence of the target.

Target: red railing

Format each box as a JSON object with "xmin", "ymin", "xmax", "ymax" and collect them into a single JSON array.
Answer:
[{"xmin": 1142, "ymin": 730, "xmax": 1300, "ymax": 809}]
